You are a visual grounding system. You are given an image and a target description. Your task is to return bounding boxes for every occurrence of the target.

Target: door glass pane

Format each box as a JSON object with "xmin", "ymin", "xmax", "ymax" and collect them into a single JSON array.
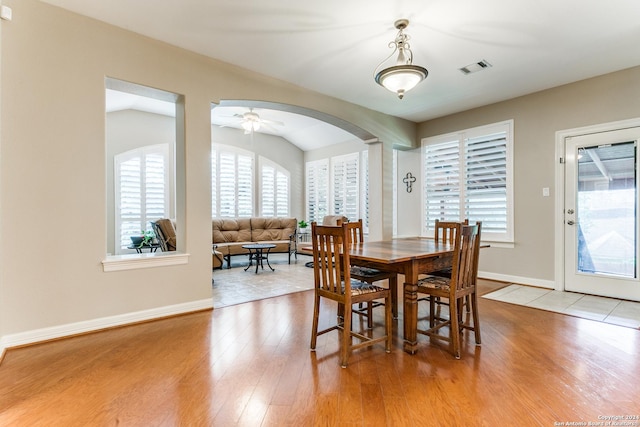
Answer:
[{"xmin": 577, "ymin": 141, "xmax": 636, "ymax": 278}]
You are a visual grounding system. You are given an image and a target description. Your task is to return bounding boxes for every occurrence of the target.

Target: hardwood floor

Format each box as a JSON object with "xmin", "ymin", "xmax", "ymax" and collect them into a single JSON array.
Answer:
[{"xmin": 1, "ymin": 279, "xmax": 639, "ymax": 426}]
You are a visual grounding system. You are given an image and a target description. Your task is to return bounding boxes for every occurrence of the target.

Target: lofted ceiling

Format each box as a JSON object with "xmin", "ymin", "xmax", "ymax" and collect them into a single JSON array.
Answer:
[{"xmin": 65, "ymin": 0, "xmax": 640, "ymax": 150}]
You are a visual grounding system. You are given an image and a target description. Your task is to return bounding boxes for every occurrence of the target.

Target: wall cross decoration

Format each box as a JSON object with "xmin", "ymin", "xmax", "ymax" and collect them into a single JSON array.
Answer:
[{"xmin": 403, "ymin": 172, "xmax": 416, "ymax": 193}]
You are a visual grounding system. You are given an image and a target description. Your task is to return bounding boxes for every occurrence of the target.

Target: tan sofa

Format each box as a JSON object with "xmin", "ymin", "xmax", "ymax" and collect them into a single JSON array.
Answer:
[{"xmin": 212, "ymin": 217, "xmax": 297, "ymax": 268}]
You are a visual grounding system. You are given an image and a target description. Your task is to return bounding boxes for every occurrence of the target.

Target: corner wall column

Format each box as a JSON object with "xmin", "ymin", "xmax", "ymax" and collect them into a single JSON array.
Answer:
[{"xmin": 366, "ymin": 141, "xmax": 393, "ymax": 241}]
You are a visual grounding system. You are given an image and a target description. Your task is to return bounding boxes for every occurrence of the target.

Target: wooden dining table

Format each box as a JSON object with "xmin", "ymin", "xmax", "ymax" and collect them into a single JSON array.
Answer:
[{"xmin": 348, "ymin": 237, "xmax": 455, "ymax": 354}]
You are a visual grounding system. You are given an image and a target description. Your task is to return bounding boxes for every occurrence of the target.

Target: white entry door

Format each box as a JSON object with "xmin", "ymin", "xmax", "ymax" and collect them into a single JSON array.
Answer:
[{"xmin": 564, "ymin": 127, "xmax": 640, "ymax": 300}]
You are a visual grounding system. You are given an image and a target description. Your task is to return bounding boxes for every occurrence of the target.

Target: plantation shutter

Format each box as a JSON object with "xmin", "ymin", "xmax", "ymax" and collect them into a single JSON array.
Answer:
[
  {"xmin": 115, "ymin": 143, "xmax": 169, "ymax": 253},
  {"xmin": 214, "ymin": 148, "xmax": 254, "ymax": 218},
  {"xmin": 424, "ymin": 138, "xmax": 462, "ymax": 232},
  {"xmin": 259, "ymin": 161, "xmax": 290, "ymax": 217},
  {"xmin": 261, "ymin": 165, "xmax": 275, "ymax": 217},
  {"xmin": 423, "ymin": 121, "xmax": 513, "ymax": 242},
  {"xmin": 211, "ymin": 147, "xmax": 217, "ymax": 217},
  {"xmin": 218, "ymin": 152, "xmax": 236, "ymax": 217},
  {"xmin": 465, "ymin": 131, "xmax": 508, "ymax": 235},
  {"xmin": 237, "ymin": 155, "xmax": 253, "ymax": 217},
  {"xmin": 306, "ymin": 159, "xmax": 329, "ymax": 223},
  {"xmin": 332, "ymin": 153, "xmax": 359, "ymax": 221},
  {"xmin": 275, "ymin": 170, "xmax": 289, "ymax": 217}
]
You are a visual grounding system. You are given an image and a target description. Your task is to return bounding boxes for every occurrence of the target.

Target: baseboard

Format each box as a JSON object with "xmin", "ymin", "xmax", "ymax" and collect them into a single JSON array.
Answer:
[
  {"xmin": 0, "ymin": 298, "xmax": 213, "ymax": 351},
  {"xmin": 0, "ymin": 336, "xmax": 7, "ymax": 363},
  {"xmin": 479, "ymin": 270, "xmax": 556, "ymax": 289}
]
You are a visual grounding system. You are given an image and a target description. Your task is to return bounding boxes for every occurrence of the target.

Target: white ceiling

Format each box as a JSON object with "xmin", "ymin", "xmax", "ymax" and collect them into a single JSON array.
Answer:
[{"xmin": 75, "ymin": 0, "xmax": 640, "ymax": 149}]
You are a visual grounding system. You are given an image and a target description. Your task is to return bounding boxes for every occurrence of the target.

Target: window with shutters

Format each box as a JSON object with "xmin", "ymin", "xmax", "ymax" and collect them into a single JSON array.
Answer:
[
  {"xmin": 422, "ymin": 120, "xmax": 513, "ymax": 243},
  {"xmin": 306, "ymin": 159, "xmax": 329, "ymax": 224},
  {"xmin": 305, "ymin": 151, "xmax": 368, "ymax": 227},
  {"xmin": 114, "ymin": 143, "xmax": 171, "ymax": 254},
  {"xmin": 332, "ymin": 153, "xmax": 359, "ymax": 222},
  {"xmin": 260, "ymin": 157, "xmax": 290, "ymax": 217},
  {"xmin": 211, "ymin": 145, "xmax": 254, "ymax": 218}
]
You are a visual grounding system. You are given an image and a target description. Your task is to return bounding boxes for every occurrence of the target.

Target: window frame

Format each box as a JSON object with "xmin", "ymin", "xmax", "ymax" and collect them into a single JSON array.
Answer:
[{"xmin": 421, "ymin": 120, "xmax": 514, "ymax": 243}]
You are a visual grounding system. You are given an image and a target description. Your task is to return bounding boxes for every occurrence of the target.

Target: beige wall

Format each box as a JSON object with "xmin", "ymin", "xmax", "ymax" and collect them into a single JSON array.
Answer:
[
  {"xmin": 417, "ymin": 66, "xmax": 640, "ymax": 284},
  {"xmin": 0, "ymin": 0, "xmax": 413, "ymax": 340}
]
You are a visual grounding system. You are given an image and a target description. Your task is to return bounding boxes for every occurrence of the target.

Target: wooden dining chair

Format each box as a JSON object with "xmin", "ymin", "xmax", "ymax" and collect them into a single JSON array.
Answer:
[
  {"xmin": 425, "ymin": 219, "xmax": 472, "ymax": 316},
  {"xmin": 416, "ymin": 222, "xmax": 482, "ymax": 359},
  {"xmin": 310, "ymin": 222, "xmax": 392, "ymax": 367},
  {"xmin": 346, "ymin": 219, "xmax": 398, "ymax": 327},
  {"xmin": 431, "ymin": 219, "xmax": 469, "ymax": 277}
]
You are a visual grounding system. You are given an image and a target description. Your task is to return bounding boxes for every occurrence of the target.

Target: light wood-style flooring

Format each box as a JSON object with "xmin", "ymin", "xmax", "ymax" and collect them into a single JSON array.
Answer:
[{"xmin": 1, "ymin": 279, "xmax": 640, "ymax": 426}]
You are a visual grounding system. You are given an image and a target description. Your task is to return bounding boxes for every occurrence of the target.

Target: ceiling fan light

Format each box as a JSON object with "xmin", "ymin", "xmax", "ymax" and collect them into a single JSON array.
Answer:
[{"xmin": 241, "ymin": 121, "xmax": 253, "ymax": 132}]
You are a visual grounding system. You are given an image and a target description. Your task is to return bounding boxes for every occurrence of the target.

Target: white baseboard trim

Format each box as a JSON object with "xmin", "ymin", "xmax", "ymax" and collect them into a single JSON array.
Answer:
[
  {"xmin": 1, "ymin": 298, "xmax": 213, "ymax": 350},
  {"xmin": 0, "ymin": 336, "xmax": 7, "ymax": 362},
  {"xmin": 479, "ymin": 270, "xmax": 556, "ymax": 290}
]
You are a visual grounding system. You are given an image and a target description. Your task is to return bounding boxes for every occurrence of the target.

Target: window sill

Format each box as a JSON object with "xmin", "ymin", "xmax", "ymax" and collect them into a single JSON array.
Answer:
[{"xmin": 102, "ymin": 252, "xmax": 190, "ymax": 272}]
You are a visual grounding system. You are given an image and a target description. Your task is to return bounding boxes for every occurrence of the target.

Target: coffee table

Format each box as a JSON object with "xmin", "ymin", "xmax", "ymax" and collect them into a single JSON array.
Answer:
[{"xmin": 242, "ymin": 243, "xmax": 276, "ymax": 273}]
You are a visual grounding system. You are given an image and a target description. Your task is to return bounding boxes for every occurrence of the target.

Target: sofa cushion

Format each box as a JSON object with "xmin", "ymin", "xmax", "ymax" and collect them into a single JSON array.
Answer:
[
  {"xmin": 251, "ymin": 217, "xmax": 296, "ymax": 242},
  {"xmin": 212, "ymin": 218, "xmax": 252, "ymax": 243}
]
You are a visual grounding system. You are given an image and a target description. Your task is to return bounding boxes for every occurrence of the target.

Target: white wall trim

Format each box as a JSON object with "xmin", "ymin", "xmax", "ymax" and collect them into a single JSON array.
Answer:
[
  {"xmin": 0, "ymin": 298, "xmax": 212, "ymax": 350},
  {"xmin": 554, "ymin": 117, "xmax": 640, "ymax": 292},
  {"xmin": 102, "ymin": 252, "xmax": 190, "ymax": 272},
  {"xmin": 479, "ymin": 271, "xmax": 556, "ymax": 289},
  {"xmin": 0, "ymin": 337, "xmax": 7, "ymax": 362}
]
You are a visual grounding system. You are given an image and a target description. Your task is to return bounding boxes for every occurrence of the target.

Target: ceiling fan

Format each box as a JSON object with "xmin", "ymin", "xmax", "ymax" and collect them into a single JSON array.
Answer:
[{"xmin": 219, "ymin": 108, "xmax": 284, "ymax": 134}]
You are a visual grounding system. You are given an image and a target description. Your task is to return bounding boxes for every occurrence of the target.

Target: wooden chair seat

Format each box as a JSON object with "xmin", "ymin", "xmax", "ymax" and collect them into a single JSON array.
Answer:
[
  {"xmin": 417, "ymin": 275, "xmax": 451, "ymax": 290},
  {"xmin": 349, "ymin": 281, "xmax": 387, "ymax": 295}
]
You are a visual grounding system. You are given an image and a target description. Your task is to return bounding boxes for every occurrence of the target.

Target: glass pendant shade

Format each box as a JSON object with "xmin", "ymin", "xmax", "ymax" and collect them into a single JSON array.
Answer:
[{"xmin": 375, "ymin": 65, "xmax": 428, "ymax": 99}]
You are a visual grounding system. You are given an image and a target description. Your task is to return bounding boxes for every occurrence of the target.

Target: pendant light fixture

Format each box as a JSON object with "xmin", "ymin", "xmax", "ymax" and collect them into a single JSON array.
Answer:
[{"xmin": 374, "ymin": 19, "xmax": 428, "ymax": 99}]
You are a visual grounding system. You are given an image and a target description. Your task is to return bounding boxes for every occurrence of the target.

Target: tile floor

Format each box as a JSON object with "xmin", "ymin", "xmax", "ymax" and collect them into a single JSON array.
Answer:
[
  {"xmin": 483, "ymin": 284, "xmax": 640, "ymax": 329},
  {"xmin": 212, "ymin": 252, "xmax": 314, "ymax": 308}
]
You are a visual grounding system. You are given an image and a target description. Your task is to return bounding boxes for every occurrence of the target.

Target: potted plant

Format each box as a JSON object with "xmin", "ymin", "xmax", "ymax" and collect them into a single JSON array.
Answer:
[
  {"xmin": 130, "ymin": 230, "xmax": 155, "ymax": 248},
  {"xmin": 298, "ymin": 220, "xmax": 308, "ymax": 232}
]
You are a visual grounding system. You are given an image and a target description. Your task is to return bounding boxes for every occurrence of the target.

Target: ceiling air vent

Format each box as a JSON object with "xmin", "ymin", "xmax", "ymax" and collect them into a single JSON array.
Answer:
[{"xmin": 459, "ymin": 59, "xmax": 492, "ymax": 75}]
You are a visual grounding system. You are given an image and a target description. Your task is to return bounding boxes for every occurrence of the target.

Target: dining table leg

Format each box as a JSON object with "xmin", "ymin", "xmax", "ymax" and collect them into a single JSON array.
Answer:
[
  {"xmin": 403, "ymin": 263, "xmax": 419, "ymax": 354},
  {"xmin": 390, "ymin": 274, "xmax": 398, "ymax": 319}
]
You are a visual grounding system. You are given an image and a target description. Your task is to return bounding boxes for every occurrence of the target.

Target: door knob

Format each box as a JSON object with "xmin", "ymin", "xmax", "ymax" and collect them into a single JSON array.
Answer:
[
  {"xmin": 567, "ymin": 209, "xmax": 574, "ymax": 214},
  {"xmin": 567, "ymin": 220, "xmax": 575, "ymax": 225}
]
